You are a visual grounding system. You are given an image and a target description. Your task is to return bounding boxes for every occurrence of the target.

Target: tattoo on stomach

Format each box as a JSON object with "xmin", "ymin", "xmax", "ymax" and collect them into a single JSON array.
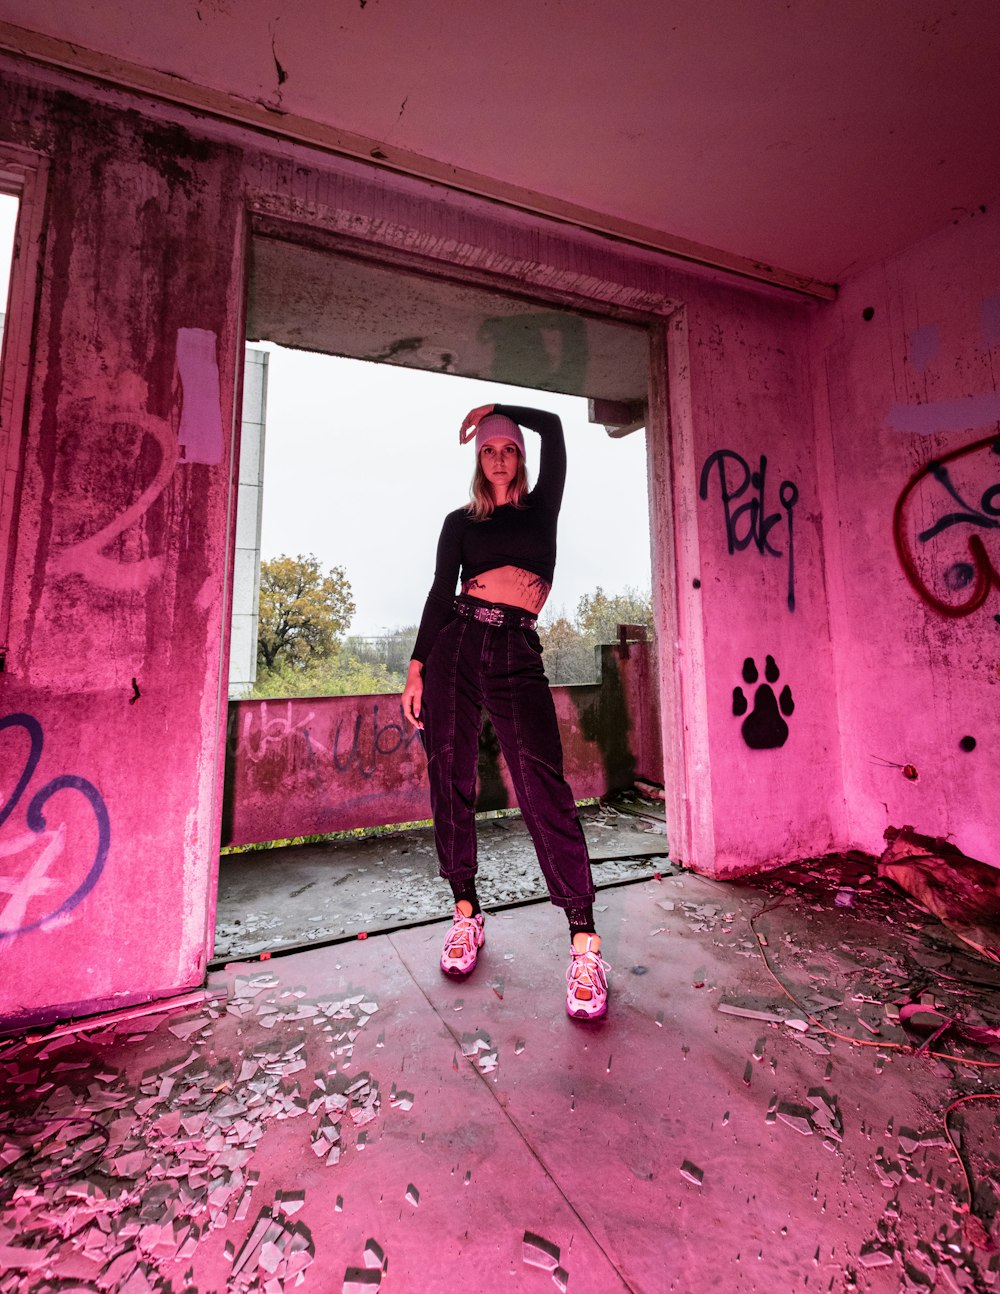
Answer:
[
  {"xmin": 462, "ymin": 569, "xmax": 551, "ymax": 612},
  {"xmin": 516, "ymin": 572, "xmax": 551, "ymax": 601}
]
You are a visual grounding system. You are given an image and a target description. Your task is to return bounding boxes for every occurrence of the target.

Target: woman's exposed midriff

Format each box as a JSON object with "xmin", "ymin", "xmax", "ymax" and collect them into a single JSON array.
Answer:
[{"xmin": 461, "ymin": 566, "xmax": 551, "ymax": 615}]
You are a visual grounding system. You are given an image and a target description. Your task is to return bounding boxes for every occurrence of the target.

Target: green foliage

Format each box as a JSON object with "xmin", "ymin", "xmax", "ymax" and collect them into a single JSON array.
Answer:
[
  {"xmin": 251, "ymin": 554, "xmax": 408, "ymax": 698},
  {"xmin": 249, "ymin": 561, "xmax": 651, "ymax": 696},
  {"xmin": 221, "ymin": 820, "xmax": 433, "ymax": 853},
  {"xmin": 539, "ymin": 585, "xmax": 653, "ymax": 685},
  {"xmin": 343, "ymin": 626, "xmax": 419, "ymax": 679},
  {"xmin": 251, "ymin": 653, "xmax": 405, "ymax": 700},
  {"xmin": 538, "ymin": 614, "xmax": 599, "ymax": 685},
  {"xmin": 257, "ymin": 554, "xmax": 356, "ymax": 672},
  {"xmin": 575, "ymin": 585, "xmax": 653, "ymax": 643}
]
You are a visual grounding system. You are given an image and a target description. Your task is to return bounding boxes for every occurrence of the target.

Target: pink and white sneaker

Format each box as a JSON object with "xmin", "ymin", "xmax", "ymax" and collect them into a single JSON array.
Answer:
[
  {"xmin": 566, "ymin": 936, "xmax": 609, "ymax": 1019},
  {"xmin": 440, "ymin": 907, "xmax": 486, "ymax": 976}
]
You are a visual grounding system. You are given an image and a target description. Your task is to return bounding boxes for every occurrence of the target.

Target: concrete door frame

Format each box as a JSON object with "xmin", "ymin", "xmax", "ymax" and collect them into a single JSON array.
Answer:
[
  {"xmin": 650, "ymin": 311, "xmax": 710, "ymax": 871},
  {"xmin": 220, "ymin": 209, "xmax": 697, "ymax": 941},
  {"xmin": 0, "ymin": 140, "xmax": 49, "ymax": 661}
]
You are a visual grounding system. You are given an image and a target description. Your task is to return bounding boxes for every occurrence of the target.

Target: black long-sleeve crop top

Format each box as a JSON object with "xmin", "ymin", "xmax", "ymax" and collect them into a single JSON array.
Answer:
[{"xmin": 411, "ymin": 405, "xmax": 565, "ymax": 664}]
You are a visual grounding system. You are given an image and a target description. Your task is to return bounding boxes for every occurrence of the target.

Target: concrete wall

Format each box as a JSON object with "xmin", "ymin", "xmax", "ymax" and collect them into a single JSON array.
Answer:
[
  {"xmin": 223, "ymin": 642, "xmax": 663, "ymax": 846},
  {"xmin": 812, "ymin": 208, "xmax": 1000, "ymax": 865},
  {"xmin": 0, "ymin": 63, "xmax": 852, "ymax": 1024},
  {"xmin": 672, "ymin": 285, "xmax": 843, "ymax": 875},
  {"xmin": 0, "ymin": 77, "xmax": 244, "ymax": 1026},
  {"xmin": 228, "ymin": 347, "xmax": 267, "ymax": 698}
]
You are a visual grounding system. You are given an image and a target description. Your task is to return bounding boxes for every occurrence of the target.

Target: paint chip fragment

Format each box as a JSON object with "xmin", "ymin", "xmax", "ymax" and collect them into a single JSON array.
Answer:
[
  {"xmin": 343, "ymin": 1267, "xmax": 382, "ymax": 1291},
  {"xmin": 523, "ymin": 1231, "xmax": 560, "ymax": 1271},
  {"xmin": 364, "ymin": 1239, "xmax": 386, "ymax": 1269},
  {"xmin": 858, "ymin": 1244, "xmax": 894, "ymax": 1268},
  {"xmin": 718, "ymin": 1003, "xmax": 788, "ymax": 1024},
  {"xmin": 679, "ymin": 1160, "xmax": 704, "ymax": 1186},
  {"xmin": 776, "ymin": 1103, "xmax": 814, "ymax": 1136}
]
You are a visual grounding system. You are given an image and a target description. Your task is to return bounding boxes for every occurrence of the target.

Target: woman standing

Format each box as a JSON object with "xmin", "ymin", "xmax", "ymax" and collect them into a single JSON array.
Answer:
[{"xmin": 402, "ymin": 402, "xmax": 608, "ymax": 1020}]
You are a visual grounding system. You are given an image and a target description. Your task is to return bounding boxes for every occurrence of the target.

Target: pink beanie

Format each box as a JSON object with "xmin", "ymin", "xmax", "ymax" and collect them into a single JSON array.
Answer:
[{"xmin": 475, "ymin": 412, "xmax": 525, "ymax": 458}]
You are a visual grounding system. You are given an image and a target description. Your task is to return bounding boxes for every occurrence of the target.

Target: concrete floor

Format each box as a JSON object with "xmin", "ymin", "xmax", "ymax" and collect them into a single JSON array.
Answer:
[
  {"xmin": 214, "ymin": 802, "xmax": 669, "ymax": 962},
  {"xmin": 2, "ymin": 857, "xmax": 999, "ymax": 1293}
]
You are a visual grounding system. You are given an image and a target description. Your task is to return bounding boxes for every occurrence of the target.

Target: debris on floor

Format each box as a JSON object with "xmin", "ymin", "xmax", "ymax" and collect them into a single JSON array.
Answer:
[
  {"xmin": 879, "ymin": 825, "xmax": 1000, "ymax": 963},
  {"xmin": 679, "ymin": 1160, "xmax": 704, "ymax": 1186},
  {"xmin": 522, "ymin": 1229, "xmax": 561, "ymax": 1270},
  {"xmin": 0, "ymin": 981, "xmax": 390, "ymax": 1293},
  {"xmin": 2, "ymin": 850, "xmax": 999, "ymax": 1291}
]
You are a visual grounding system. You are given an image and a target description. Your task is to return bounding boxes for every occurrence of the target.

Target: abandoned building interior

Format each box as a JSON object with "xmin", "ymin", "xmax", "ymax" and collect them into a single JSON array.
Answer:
[{"xmin": 0, "ymin": 2, "xmax": 999, "ymax": 1291}]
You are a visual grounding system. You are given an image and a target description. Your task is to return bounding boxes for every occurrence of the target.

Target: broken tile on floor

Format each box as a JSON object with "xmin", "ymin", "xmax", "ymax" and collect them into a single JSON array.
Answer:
[
  {"xmin": 523, "ymin": 1230, "xmax": 561, "ymax": 1271},
  {"xmin": 2, "ymin": 854, "xmax": 998, "ymax": 1293}
]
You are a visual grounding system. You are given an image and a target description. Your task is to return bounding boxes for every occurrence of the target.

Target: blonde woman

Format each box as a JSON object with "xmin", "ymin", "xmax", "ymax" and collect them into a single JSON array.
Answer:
[{"xmin": 402, "ymin": 403, "xmax": 608, "ymax": 1020}]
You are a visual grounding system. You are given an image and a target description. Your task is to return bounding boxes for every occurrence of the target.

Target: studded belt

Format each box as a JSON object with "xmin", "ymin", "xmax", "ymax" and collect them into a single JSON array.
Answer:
[{"xmin": 453, "ymin": 598, "xmax": 537, "ymax": 630}]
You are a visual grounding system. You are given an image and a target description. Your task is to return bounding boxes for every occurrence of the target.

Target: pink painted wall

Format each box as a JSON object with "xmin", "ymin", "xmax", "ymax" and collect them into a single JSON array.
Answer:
[
  {"xmin": 223, "ymin": 644, "xmax": 662, "ymax": 846},
  {"xmin": 811, "ymin": 208, "xmax": 1000, "ymax": 865},
  {"xmin": 0, "ymin": 76, "xmax": 243, "ymax": 1026},
  {"xmin": 0, "ymin": 59, "xmax": 858, "ymax": 1024},
  {"xmin": 667, "ymin": 287, "xmax": 844, "ymax": 876}
]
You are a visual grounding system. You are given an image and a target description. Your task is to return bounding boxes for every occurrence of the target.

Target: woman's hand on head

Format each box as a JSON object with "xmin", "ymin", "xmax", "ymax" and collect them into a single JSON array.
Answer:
[
  {"xmin": 402, "ymin": 661, "xmax": 424, "ymax": 729},
  {"xmin": 459, "ymin": 404, "xmax": 497, "ymax": 445}
]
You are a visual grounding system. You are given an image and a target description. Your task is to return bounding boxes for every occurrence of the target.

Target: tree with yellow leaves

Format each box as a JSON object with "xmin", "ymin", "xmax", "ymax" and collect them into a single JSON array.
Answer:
[{"xmin": 256, "ymin": 554, "xmax": 356, "ymax": 672}]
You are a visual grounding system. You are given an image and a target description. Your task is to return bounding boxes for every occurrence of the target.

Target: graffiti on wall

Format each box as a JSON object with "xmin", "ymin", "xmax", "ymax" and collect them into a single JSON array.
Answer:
[
  {"xmin": 0, "ymin": 713, "xmax": 111, "ymax": 944},
  {"xmin": 893, "ymin": 435, "xmax": 1000, "ymax": 619},
  {"xmin": 732, "ymin": 656, "xmax": 795, "ymax": 749},
  {"xmin": 228, "ymin": 699, "xmax": 423, "ymax": 781},
  {"xmin": 52, "ymin": 329, "xmax": 222, "ymax": 590},
  {"xmin": 699, "ymin": 450, "xmax": 799, "ymax": 611},
  {"xmin": 52, "ymin": 408, "xmax": 178, "ymax": 589}
]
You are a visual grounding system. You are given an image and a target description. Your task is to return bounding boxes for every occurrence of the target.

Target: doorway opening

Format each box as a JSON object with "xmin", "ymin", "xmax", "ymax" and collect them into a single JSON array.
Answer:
[
  {"xmin": 0, "ymin": 189, "xmax": 20, "ymax": 660},
  {"xmin": 0, "ymin": 191, "xmax": 17, "ymax": 337},
  {"xmin": 215, "ymin": 231, "xmax": 669, "ymax": 962}
]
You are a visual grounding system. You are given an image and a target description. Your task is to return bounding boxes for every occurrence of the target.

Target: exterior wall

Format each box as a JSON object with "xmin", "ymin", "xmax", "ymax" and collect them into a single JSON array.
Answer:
[
  {"xmin": 811, "ymin": 209, "xmax": 1000, "ymax": 865},
  {"xmin": 223, "ymin": 643, "xmax": 663, "ymax": 846},
  {"xmin": 0, "ymin": 60, "xmax": 847, "ymax": 1024}
]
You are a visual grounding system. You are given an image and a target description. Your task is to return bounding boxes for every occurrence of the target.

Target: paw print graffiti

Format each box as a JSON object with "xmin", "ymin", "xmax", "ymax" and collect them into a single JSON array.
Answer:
[
  {"xmin": 732, "ymin": 656, "xmax": 795, "ymax": 749},
  {"xmin": 0, "ymin": 713, "xmax": 111, "ymax": 944}
]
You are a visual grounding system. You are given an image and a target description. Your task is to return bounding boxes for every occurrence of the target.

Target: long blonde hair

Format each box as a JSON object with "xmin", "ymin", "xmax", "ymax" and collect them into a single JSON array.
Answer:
[{"xmin": 467, "ymin": 452, "xmax": 529, "ymax": 521}]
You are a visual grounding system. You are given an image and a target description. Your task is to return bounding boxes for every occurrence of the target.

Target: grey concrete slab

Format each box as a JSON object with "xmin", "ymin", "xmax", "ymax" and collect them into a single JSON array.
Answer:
[
  {"xmin": 215, "ymin": 805, "xmax": 668, "ymax": 961},
  {"xmin": 390, "ymin": 866, "xmax": 1000, "ymax": 1293},
  {"xmin": 0, "ymin": 929, "xmax": 629, "ymax": 1293},
  {"xmin": 2, "ymin": 855, "xmax": 997, "ymax": 1294}
]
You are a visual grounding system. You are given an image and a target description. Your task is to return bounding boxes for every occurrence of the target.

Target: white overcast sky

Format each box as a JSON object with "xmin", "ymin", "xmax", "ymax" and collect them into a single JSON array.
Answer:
[
  {"xmin": 253, "ymin": 344, "xmax": 652, "ymax": 638},
  {"xmin": 0, "ymin": 193, "xmax": 17, "ymax": 308},
  {"xmin": 0, "ymin": 198, "xmax": 652, "ymax": 641}
]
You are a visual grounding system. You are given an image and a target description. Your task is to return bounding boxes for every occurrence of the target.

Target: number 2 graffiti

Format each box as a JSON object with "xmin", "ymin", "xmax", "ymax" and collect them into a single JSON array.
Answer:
[
  {"xmin": 0, "ymin": 713, "xmax": 111, "ymax": 944},
  {"xmin": 893, "ymin": 435, "xmax": 1000, "ymax": 618}
]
